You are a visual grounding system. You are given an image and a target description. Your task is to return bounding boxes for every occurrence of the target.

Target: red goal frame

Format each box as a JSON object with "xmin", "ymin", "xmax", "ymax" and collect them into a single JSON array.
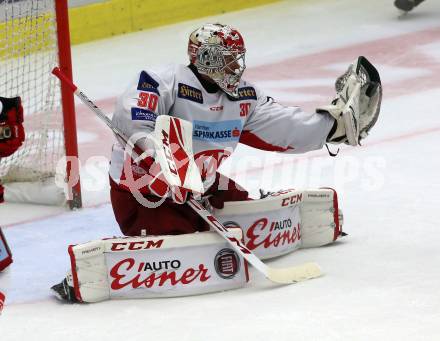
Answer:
[{"xmin": 55, "ymin": 0, "xmax": 82, "ymax": 209}]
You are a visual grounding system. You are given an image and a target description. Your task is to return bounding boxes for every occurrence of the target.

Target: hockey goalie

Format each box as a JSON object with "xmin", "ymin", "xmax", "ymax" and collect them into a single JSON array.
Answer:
[
  {"xmin": 0, "ymin": 96, "xmax": 25, "ymax": 313},
  {"xmin": 52, "ymin": 23, "xmax": 382, "ymax": 303}
]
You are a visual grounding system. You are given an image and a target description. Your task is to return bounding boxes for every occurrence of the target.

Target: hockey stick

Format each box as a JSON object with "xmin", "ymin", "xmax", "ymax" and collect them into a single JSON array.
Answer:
[
  {"xmin": 186, "ymin": 198, "xmax": 321, "ymax": 283},
  {"xmin": 52, "ymin": 67, "xmax": 322, "ymax": 284}
]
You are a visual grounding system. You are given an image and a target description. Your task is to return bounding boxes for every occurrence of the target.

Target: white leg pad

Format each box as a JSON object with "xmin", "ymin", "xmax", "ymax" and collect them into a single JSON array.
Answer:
[
  {"xmin": 213, "ymin": 188, "xmax": 343, "ymax": 259},
  {"xmin": 67, "ymin": 228, "xmax": 248, "ymax": 302}
]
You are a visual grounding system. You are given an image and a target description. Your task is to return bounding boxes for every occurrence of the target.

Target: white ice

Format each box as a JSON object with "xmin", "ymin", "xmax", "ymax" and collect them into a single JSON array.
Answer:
[{"xmin": 1, "ymin": 0, "xmax": 440, "ymax": 339}]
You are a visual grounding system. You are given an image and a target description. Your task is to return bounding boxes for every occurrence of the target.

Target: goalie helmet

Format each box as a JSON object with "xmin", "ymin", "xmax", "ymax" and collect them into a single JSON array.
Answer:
[{"xmin": 188, "ymin": 23, "xmax": 246, "ymax": 97}]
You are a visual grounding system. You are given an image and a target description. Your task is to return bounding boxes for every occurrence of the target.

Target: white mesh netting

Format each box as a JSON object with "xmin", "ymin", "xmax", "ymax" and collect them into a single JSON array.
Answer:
[{"xmin": 0, "ymin": 0, "xmax": 65, "ymax": 184}]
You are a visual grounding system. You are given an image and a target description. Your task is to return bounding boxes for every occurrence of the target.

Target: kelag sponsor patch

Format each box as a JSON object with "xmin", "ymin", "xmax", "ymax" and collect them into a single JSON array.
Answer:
[
  {"xmin": 131, "ymin": 107, "xmax": 158, "ymax": 121},
  {"xmin": 193, "ymin": 120, "xmax": 242, "ymax": 142},
  {"xmin": 178, "ymin": 83, "xmax": 203, "ymax": 104},
  {"xmin": 137, "ymin": 71, "xmax": 160, "ymax": 95}
]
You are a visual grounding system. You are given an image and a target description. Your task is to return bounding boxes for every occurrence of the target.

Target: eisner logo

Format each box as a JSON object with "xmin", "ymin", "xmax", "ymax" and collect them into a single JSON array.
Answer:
[
  {"xmin": 109, "ymin": 258, "xmax": 211, "ymax": 290},
  {"xmin": 246, "ymin": 218, "xmax": 301, "ymax": 250},
  {"xmin": 111, "ymin": 239, "xmax": 164, "ymax": 251},
  {"xmin": 214, "ymin": 249, "xmax": 240, "ymax": 279}
]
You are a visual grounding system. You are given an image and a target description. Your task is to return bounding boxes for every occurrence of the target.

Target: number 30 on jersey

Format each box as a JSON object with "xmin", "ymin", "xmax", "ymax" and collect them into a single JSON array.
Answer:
[
  {"xmin": 137, "ymin": 92, "xmax": 159, "ymax": 112},
  {"xmin": 240, "ymin": 102, "xmax": 251, "ymax": 117}
]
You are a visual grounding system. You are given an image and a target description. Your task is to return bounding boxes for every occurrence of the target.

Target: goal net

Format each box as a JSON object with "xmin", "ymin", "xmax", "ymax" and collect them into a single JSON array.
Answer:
[{"xmin": 0, "ymin": 0, "xmax": 81, "ymax": 207}]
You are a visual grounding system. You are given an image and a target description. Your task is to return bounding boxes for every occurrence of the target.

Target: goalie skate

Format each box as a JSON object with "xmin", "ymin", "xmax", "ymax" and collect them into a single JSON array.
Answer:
[{"xmin": 51, "ymin": 273, "xmax": 78, "ymax": 303}]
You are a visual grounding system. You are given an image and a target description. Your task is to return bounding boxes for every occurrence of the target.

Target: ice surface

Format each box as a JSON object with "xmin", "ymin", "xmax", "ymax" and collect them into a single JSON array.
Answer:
[{"xmin": 1, "ymin": 0, "xmax": 440, "ymax": 339}]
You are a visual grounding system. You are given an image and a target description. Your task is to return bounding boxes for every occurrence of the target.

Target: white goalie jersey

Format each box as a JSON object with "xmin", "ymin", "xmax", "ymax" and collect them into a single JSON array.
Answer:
[{"xmin": 109, "ymin": 64, "xmax": 334, "ymax": 194}]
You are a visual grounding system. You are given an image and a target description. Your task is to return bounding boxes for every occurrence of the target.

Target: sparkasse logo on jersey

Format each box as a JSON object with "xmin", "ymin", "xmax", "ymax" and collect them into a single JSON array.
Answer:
[{"xmin": 193, "ymin": 120, "xmax": 242, "ymax": 142}]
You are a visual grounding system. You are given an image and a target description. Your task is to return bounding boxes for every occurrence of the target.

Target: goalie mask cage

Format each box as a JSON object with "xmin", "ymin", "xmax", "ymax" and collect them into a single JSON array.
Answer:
[{"xmin": 0, "ymin": 0, "xmax": 81, "ymax": 209}]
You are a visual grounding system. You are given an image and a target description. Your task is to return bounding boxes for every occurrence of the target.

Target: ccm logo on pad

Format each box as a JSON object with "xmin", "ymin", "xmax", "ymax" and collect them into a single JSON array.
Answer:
[
  {"xmin": 281, "ymin": 194, "xmax": 303, "ymax": 206},
  {"xmin": 110, "ymin": 239, "xmax": 164, "ymax": 251}
]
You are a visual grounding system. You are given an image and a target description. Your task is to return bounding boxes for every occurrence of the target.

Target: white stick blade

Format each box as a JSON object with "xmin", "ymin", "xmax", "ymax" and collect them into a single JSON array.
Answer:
[{"xmin": 267, "ymin": 262, "xmax": 322, "ymax": 284}]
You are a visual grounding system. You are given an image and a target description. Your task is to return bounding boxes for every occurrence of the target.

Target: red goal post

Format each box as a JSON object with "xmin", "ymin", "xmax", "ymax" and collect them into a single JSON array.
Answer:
[{"xmin": 0, "ymin": 0, "xmax": 82, "ymax": 209}]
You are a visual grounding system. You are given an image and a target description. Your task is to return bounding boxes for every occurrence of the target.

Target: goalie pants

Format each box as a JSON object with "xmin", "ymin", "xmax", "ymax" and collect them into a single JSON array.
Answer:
[{"xmin": 110, "ymin": 173, "xmax": 249, "ymax": 236}]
